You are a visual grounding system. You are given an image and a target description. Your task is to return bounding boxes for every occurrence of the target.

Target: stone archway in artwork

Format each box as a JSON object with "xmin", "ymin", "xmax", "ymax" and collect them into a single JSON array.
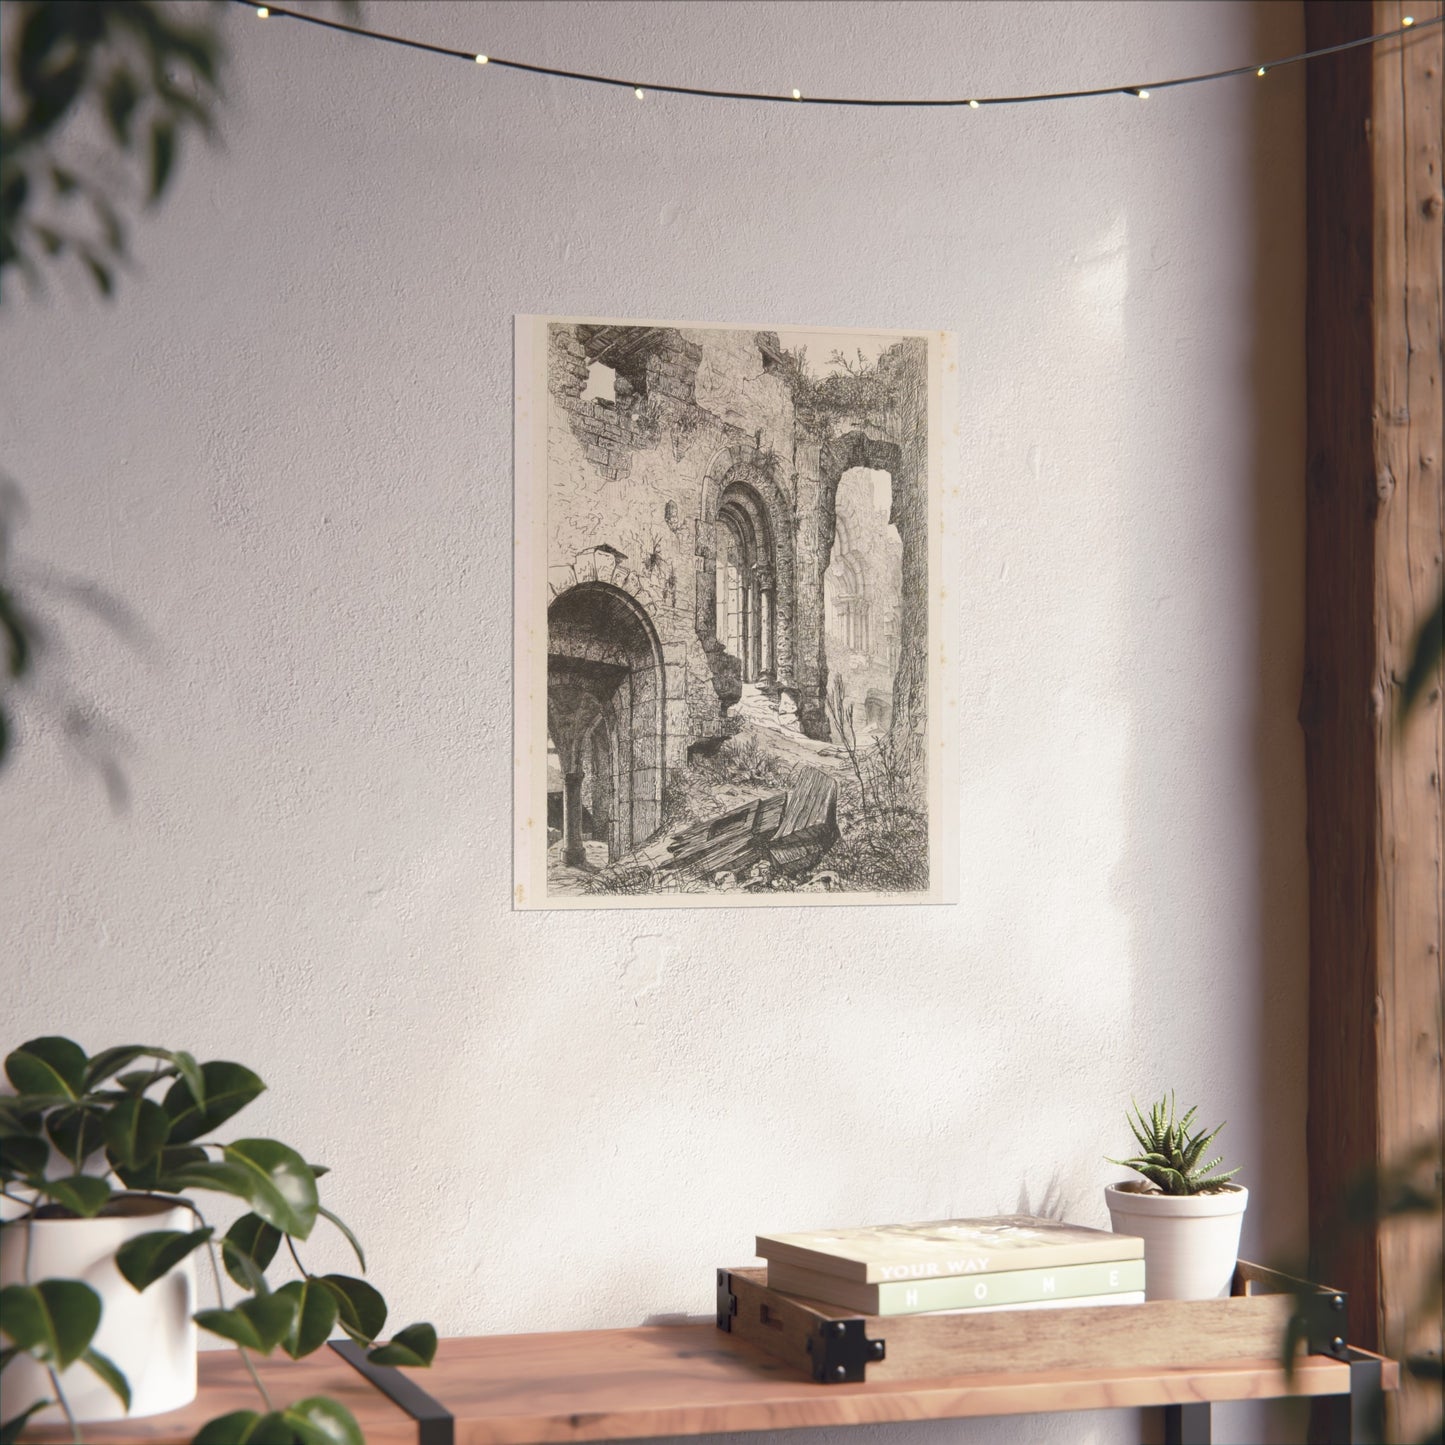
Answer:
[
  {"xmin": 547, "ymin": 582, "xmax": 665, "ymax": 866},
  {"xmin": 694, "ymin": 444, "xmax": 796, "ymax": 712},
  {"xmin": 795, "ymin": 430, "xmax": 907, "ymax": 741}
]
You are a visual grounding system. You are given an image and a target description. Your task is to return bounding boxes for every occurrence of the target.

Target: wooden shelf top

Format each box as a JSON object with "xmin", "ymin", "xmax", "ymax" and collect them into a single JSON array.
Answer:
[{"xmin": 20, "ymin": 1323, "xmax": 1400, "ymax": 1445}]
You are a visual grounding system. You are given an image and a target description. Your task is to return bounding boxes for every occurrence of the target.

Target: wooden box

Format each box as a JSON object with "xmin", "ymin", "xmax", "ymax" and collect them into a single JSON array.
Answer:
[{"xmin": 717, "ymin": 1261, "xmax": 1353, "ymax": 1384}]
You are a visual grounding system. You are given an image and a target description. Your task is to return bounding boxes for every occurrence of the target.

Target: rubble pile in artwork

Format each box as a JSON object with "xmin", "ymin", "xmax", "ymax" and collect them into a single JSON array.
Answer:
[{"xmin": 587, "ymin": 764, "xmax": 841, "ymax": 896}]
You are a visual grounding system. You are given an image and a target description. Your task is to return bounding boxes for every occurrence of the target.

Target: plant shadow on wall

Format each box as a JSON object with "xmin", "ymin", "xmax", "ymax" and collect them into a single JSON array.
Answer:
[
  {"xmin": 0, "ymin": 1038, "xmax": 436, "ymax": 1444},
  {"xmin": 0, "ymin": 0, "xmax": 352, "ymax": 795},
  {"xmin": 0, "ymin": 0, "xmax": 228, "ymax": 793}
]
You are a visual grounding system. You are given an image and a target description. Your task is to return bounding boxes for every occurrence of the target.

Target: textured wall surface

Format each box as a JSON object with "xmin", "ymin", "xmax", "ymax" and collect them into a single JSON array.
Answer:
[{"xmin": 0, "ymin": 2, "xmax": 1307, "ymax": 1441}]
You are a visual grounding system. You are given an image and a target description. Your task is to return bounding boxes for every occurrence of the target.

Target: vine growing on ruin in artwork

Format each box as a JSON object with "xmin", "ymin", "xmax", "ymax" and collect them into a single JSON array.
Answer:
[{"xmin": 516, "ymin": 315, "xmax": 946, "ymax": 907}]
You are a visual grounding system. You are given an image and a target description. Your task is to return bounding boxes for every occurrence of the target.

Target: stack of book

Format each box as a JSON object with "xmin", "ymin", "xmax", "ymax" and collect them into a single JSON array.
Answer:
[{"xmin": 756, "ymin": 1215, "xmax": 1145, "ymax": 1316}]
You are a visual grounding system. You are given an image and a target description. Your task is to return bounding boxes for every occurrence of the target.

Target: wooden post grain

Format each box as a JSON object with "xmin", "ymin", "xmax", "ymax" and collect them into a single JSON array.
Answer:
[{"xmin": 1303, "ymin": 2, "xmax": 1444, "ymax": 1438}]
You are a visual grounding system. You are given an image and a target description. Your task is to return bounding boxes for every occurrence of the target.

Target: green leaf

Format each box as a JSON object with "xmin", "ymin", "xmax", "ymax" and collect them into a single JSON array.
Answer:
[
  {"xmin": 282, "ymin": 1397, "xmax": 364, "ymax": 1445},
  {"xmin": 193, "ymin": 1411, "xmax": 264, "ymax": 1445},
  {"xmin": 1399, "ymin": 588, "xmax": 1444, "ymax": 722},
  {"xmin": 276, "ymin": 1278, "xmax": 339, "ymax": 1359},
  {"xmin": 223, "ymin": 1213, "xmax": 281, "ymax": 1289},
  {"xmin": 0, "ymin": 1134, "xmax": 48, "ymax": 1180},
  {"xmin": 5, "ymin": 1037, "xmax": 87, "ymax": 1099},
  {"xmin": 192, "ymin": 1410, "xmax": 298, "ymax": 1445},
  {"xmin": 103, "ymin": 1094, "xmax": 171, "ymax": 1168},
  {"xmin": 0, "ymin": 1280, "xmax": 101, "ymax": 1368},
  {"xmin": 367, "ymin": 1322, "xmax": 437, "ymax": 1368},
  {"xmin": 162, "ymin": 1061, "xmax": 264, "ymax": 1144},
  {"xmin": 114, "ymin": 1066, "xmax": 174, "ymax": 1093},
  {"xmin": 116, "ymin": 1226, "xmax": 213, "ymax": 1291},
  {"xmin": 35, "ymin": 1173, "xmax": 112, "ymax": 1216},
  {"xmin": 148, "ymin": 119, "xmax": 176, "ymax": 202},
  {"xmin": 194, "ymin": 1292, "xmax": 298, "ymax": 1355},
  {"xmin": 46, "ymin": 1104, "xmax": 108, "ymax": 1166},
  {"xmin": 113, "ymin": 1141, "xmax": 207, "ymax": 1192},
  {"xmin": 102, "ymin": 69, "xmax": 140, "ymax": 144},
  {"xmin": 0, "ymin": 1095, "xmax": 45, "ymax": 1136},
  {"xmin": 1, "ymin": 1400, "xmax": 53, "ymax": 1444},
  {"xmin": 318, "ymin": 1275, "xmax": 386, "ymax": 1346},
  {"xmin": 220, "ymin": 1139, "xmax": 318, "ymax": 1240},
  {"xmin": 1406, "ymin": 1353, "xmax": 1445, "ymax": 1383},
  {"xmin": 163, "ymin": 1157, "xmax": 256, "ymax": 1203},
  {"xmin": 82, "ymin": 253, "xmax": 113, "ymax": 297},
  {"xmin": 85, "ymin": 1046, "xmax": 200, "ymax": 1107},
  {"xmin": 168, "ymin": 1051, "xmax": 205, "ymax": 1111},
  {"xmin": 81, "ymin": 1346, "xmax": 131, "ymax": 1409},
  {"xmin": 193, "ymin": 1413, "xmax": 259, "ymax": 1445},
  {"xmin": 318, "ymin": 1205, "xmax": 365, "ymax": 1273}
]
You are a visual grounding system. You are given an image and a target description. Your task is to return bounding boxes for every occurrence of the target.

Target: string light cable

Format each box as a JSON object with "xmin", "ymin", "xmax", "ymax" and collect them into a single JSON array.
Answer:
[{"xmin": 235, "ymin": 2, "xmax": 1439, "ymax": 108}]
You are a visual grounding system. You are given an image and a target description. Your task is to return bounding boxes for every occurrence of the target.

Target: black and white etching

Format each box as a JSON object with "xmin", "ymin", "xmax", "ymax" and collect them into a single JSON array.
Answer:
[{"xmin": 514, "ymin": 317, "xmax": 951, "ymax": 908}]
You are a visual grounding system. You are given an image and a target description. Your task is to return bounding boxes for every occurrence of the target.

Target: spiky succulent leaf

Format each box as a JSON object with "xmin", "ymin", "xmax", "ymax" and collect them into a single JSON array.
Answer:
[{"xmin": 1110, "ymin": 1093, "xmax": 1241, "ymax": 1196}]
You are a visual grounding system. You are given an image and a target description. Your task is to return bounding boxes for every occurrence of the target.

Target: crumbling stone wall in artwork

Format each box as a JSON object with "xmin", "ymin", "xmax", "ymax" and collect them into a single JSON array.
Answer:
[
  {"xmin": 544, "ymin": 323, "xmax": 929, "ymax": 856},
  {"xmin": 877, "ymin": 338, "xmax": 930, "ymax": 750},
  {"xmin": 787, "ymin": 338, "xmax": 929, "ymax": 749},
  {"xmin": 544, "ymin": 324, "xmax": 801, "ymax": 851}
]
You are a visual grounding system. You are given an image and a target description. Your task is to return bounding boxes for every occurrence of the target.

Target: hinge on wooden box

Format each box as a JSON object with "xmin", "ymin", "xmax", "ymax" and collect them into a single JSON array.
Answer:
[
  {"xmin": 716, "ymin": 1269, "xmax": 738, "ymax": 1331},
  {"xmin": 805, "ymin": 1317, "xmax": 886, "ymax": 1383}
]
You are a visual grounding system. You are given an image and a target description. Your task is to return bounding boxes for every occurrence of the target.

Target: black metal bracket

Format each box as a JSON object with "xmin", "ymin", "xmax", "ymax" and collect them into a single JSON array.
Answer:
[
  {"xmin": 1345, "ymin": 1347, "xmax": 1385, "ymax": 1444},
  {"xmin": 329, "ymin": 1338, "xmax": 455, "ymax": 1445},
  {"xmin": 805, "ymin": 1317, "xmax": 886, "ymax": 1383},
  {"xmin": 1241, "ymin": 1262, "xmax": 1351, "ymax": 1362},
  {"xmin": 1297, "ymin": 1280, "xmax": 1351, "ymax": 1361},
  {"xmin": 1162, "ymin": 1400, "xmax": 1212, "ymax": 1445},
  {"xmin": 716, "ymin": 1268, "xmax": 738, "ymax": 1331},
  {"xmin": 1312, "ymin": 1346, "xmax": 1386, "ymax": 1444}
]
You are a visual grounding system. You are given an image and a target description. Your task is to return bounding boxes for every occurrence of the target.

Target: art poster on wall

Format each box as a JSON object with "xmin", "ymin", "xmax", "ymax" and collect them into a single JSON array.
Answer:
[{"xmin": 513, "ymin": 315, "xmax": 958, "ymax": 909}]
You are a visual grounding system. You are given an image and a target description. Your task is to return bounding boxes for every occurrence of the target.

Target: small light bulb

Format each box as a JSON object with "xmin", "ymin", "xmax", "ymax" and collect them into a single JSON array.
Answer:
[
  {"xmin": 475, "ymin": 53, "xmax": 488, "ymax": 64},
  {"xmin": 256, "ymin": 4, "xmax": 268, "ymax": 14},
  {"xmin": 1256, "ymin": 66, "xmax": 1267, "ymax": 77},
  {"xmin": 1402, "ymin": 14, "xmax": 1415, "ymax": 24},
  {"xmin": 792, "ymin": 88, "xmax": 802, "ymax": 100},
  {"xmin": 968, "ymin": 99, "xmax": 980, "ymax": 109},
  {"xmin": 634, "ymin": 86, "xmax": 644, "ymax": 99},
  {"xmin": 1137, "ymin": 88, "xmax": 1150, "ymax": 100}
]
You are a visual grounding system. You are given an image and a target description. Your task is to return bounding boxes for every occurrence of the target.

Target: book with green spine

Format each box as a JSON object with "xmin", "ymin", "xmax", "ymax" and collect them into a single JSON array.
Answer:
[
  {"xmin": 766, "ymin": 1256, "xmax": 1146, "ymax": 1315},
  {"xmin": 756, "ymin": 1215, "xmax": 1143, "ymax": 1284}
]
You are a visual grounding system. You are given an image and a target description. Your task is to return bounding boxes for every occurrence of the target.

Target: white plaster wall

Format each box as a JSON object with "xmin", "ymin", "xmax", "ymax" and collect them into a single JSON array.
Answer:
[{"xmin": 0, "ymin": 2, "xmax": 1307, "ymax": 1441}]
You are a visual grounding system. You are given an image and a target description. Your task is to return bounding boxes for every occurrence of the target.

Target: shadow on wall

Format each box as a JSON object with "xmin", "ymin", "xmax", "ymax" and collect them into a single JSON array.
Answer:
[{"xmin": 1116, "ymin": 3, "xmax": 1308, "ymax": 1443}]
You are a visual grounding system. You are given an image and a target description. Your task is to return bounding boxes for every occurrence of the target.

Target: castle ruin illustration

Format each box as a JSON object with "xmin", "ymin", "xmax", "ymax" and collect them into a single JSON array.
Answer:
[{"xmin": 539, "ymin": 320, "xmax": 933, "ymax": 900}]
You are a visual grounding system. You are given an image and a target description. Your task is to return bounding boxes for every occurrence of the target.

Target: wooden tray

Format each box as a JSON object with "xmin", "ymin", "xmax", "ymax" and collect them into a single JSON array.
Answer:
[{"xmin": 717, "ymin": 1260, "xmax": 1354, "ymax": 1384}]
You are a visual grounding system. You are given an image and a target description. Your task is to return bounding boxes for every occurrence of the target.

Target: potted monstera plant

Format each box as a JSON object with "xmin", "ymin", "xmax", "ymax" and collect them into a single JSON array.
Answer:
[
  {"xmin": 1103, "ymin": 1091, "xmax": 1248, "ymax": 1301},
  {"xmin": 0, "ymin": 1036, "xmax": 436, "ymax": 1443}
]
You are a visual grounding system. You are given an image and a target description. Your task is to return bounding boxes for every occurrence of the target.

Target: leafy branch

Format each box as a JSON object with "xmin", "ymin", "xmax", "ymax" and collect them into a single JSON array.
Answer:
[
  {"xmin": 1, "ymin": 1, "xmax": 225, "ymax": 302},
  {"xmin": 0, "ymin": 1036, "xmax": 436, "ymax": 1444}
]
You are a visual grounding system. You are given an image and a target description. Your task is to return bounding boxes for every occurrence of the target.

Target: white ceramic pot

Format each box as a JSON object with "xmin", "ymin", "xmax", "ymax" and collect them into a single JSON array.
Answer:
[
  {"xmin": 1104, "ymin": 1181, "xmax": 1249, "ymax": 1301},
  {"xmin": 0, "ymin": 1194, "xmax": 198, "ymax": 1422}
]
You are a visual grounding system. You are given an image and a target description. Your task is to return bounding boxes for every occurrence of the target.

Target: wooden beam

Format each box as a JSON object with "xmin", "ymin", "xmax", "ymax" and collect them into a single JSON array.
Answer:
[{"xmin": 1303, "ymin": 2, "xmax": 1444, "ymax": 1439}]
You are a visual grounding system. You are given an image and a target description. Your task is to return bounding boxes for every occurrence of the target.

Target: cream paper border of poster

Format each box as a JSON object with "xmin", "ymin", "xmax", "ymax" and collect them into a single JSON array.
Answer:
[{"xmin": 513, "ymin": 315, "xmax": 959, "ymax": 910}]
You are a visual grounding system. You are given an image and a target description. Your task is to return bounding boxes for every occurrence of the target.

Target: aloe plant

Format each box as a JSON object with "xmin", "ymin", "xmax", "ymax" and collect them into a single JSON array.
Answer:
[
  {"xmin": 0, "ymin": 1036, "xmax": 436, "ymax": 1444},
  {"xmin": 1108, "ymin": 1092, "xmax": 1241, "ymax": 1196}
]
